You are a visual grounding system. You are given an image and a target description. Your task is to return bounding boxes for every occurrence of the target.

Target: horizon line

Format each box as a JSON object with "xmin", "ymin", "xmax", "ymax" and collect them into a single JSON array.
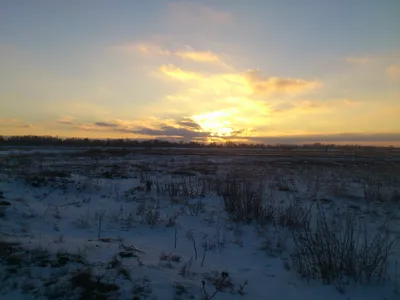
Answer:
[{"xmin": 1, "ymin": 134, "xmax": 399, "ymax": 149}]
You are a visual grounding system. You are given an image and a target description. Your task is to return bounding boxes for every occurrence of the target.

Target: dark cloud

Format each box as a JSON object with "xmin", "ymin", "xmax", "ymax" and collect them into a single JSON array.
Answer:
[
  {"xmin": 90, "ymin": 117, "xmax": 208, "ymax": 141},
  {"xmin": 176, "ymin": 118, "xmax": 202, "ymax": 130},
  {"xmin": 230, "ymin": 129, "xmax": 245, "ymax": 136},
  {"xmin": 132, "ymin": 125, "xmax": 210, "ymax": 141},
  {"xmin": 95, "ymin": 122, "xmax": 119, "ymax": 128},
  {"xmin": 60, "ymin": 116, "xmax": 400, "ymax": 145}
]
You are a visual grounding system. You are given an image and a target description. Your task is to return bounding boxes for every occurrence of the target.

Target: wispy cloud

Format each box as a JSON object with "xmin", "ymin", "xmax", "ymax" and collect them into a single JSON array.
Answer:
[
  {"xmin": 345, "ymin": 56, "xmax": 372, "ymax": 65},
  {"xmin": 115, "ymin": 41, "xmax": 228, "ymax": 67},
  {"xmin": 175, "ymin": 50, "xmax": 229, "ymax": 67},
  {"xmin": 114, "ymin": 41, "xmax": 171, "ymax": 56},
  {"xmin": 159, "ymin": 64, "xmax": 204, "ymax": 81},
  {"xmin": 59, "ymin": 118, "xmax": 141, "ymax": 133},
  {"xmin": 93, "ymin": 119, "xmax": 139, "ymax": 129},
  {"xmin": 71, "ymin": 123, "xmax": 108, "ymax": 132},
  {"xmin": 159, "ymin": 65, "xmax": 321, "ymax": 96},
  {"xmin": 58, "ymin": 116, "xmax": 76, "ymax": 125},
  {"xmin": 245, "ymin": 70, "xmax": 322, "ymax": 95}
]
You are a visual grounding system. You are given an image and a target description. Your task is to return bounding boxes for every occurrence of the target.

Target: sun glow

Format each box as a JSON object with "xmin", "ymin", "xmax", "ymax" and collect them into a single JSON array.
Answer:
[
  {"xmin": 192, "ymin": 109, "xmax": 238, "ymax": 137},
  {"xmin": 201, "ymin": 125, "xmax": 234, "ymax": 137}
]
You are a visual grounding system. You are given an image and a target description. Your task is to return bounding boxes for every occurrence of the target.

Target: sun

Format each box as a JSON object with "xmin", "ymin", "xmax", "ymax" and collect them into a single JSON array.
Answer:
[
  {"xmin": 192, "ymin": 109, "xmax": 237, "ymax": 137},
  {"xmin": 198, "ymin": 119, "xmax": 233, "ymax": 136}
]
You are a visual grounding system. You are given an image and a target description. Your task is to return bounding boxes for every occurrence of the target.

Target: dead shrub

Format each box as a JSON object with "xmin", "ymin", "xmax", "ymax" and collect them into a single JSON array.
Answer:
[
  {"xmin": 221, "ymin": 180, "xmax": 269, "ymax": 223},
  {"xmin": 291, "ymin": 205, "xmax": 395, "ymax": 285}
]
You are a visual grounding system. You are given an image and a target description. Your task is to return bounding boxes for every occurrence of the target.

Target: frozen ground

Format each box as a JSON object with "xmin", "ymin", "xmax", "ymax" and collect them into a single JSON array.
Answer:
[{"xmin": 0, "ymin": 147, "xmax": 399, "ymax": 300}]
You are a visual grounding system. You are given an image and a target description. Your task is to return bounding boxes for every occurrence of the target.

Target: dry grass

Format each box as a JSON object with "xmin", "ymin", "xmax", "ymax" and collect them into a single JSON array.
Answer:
[{"xmin": 291, "ymin": 204, "xmax": 395, "ymax": 285}]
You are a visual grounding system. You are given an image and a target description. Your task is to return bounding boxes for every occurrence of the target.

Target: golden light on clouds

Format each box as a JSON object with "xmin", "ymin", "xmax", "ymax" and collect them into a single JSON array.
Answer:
[
  {"xmin": 245, "ymin": 70, "xmax": 322, "ymax": 95},
  {"xmin": 175, "ymin": 51, "xmax": 220, "ymax": 63},
  {"xmin": 116, "ymin": 41, "xmax": 227, "ymax": 66},
  {"xmin": 1, "ymin": 0, "xmax": 399, "ymax": 146},
  {"xmin": 112, "ymin": 37, "xmax": 326, "ymax": 141},
  {"xmin": 5, "ymin": 36, "xmax": 397, "ymax": 145},
  {"xmin": 159, "ymin": 62, "xmax": 321, "ymax": 97},
  {"xmin": 192, "ymin": 108, "xmax": 237, "ymax": 137},
  {"xmin": 175, "ymin": 50, "xmax": 229, "ymax": 67},
  {"xmin": 139, "ymin": 42, "xmax": 334, "ymax": 141},
  {"xmin": 159, "ymin": 64, "xmax": 203, "ymax": 81}
]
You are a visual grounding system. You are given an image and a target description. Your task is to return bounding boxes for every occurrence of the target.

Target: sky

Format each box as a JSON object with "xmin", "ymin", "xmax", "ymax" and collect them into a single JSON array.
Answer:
[{"xmin": 0, "ymin": 0, "xmax": 399, "ymax": 145}]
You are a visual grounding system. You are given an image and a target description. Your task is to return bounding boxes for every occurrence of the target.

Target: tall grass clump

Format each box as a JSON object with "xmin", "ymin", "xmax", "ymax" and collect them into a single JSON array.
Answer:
[
  {"xmin": 291, "ymin": 205, "xmax": 395, "ymax": 285},
  {"xmin": 363, "ymin": 174, "xmax": 399, "ymax": 203},
  {"xmin": 221, "ymin": 180, "xmax": 269, "ymax": 223}
]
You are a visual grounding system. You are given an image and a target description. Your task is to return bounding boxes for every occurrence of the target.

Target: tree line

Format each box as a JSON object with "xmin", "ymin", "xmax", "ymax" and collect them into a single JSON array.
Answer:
[{"xmin": 0, "ymin": 135, "xmax": 394, "ymax": 150}]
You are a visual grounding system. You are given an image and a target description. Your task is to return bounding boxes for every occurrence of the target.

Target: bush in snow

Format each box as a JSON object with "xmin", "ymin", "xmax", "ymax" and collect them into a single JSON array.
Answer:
[{"xmin": 291, "ymin": 204, "xmax": 395, "ymax": 285}]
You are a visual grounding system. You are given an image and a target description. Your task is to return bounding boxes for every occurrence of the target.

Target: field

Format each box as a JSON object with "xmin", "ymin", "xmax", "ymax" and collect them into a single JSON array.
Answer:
[{"xmin": 0, "ymin": 147, "xmax": 399, "ymax": 300}]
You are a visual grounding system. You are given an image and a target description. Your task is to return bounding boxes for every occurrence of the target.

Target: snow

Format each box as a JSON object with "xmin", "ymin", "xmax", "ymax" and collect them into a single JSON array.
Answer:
[{"xmin": 0, "ymin": 148, "xmax": 399, "ymax": 300}]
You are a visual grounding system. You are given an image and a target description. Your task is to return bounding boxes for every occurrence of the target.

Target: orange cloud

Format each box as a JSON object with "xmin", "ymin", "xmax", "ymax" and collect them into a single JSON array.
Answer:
[
  {"xmin": 159, "ymin": 65, "xmax": 321, "ymax": 97},
  {"xmin": 160, "ymin": 64, "xmax": 204, "ymax": 81},
  {"xmin": 175, "ymin": 50, "xmax": 228, "ymax": 67},
  {"xmin": 58, "ymin": 116, "xmax": 76, "ymax": 125},
  {"xmin": 175, "ymin": 51, "xmax": 219, "ymax": 63},
  {"xmin": 116, "ymin": 41, "xmax": 228, "ymax": 67},
  {"xmin": 152, "ymin": 59, "xmax": 331, "ymax": 140},
  {"xmin": 245, "ymin": 70, "xmax": 321, "ymax": 95}
]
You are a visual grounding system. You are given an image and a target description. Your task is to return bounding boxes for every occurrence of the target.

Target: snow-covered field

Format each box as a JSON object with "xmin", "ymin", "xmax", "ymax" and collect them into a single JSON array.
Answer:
[{"xmin": 0, "ymin": 148, "xmax": 399, "ymax": 300}]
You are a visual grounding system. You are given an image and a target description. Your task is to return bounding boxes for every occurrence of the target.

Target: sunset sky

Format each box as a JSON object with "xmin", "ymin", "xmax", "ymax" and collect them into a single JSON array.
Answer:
[{"xmin": 0, "ymin": 0, "xmax": 399, "ymax": 145}]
